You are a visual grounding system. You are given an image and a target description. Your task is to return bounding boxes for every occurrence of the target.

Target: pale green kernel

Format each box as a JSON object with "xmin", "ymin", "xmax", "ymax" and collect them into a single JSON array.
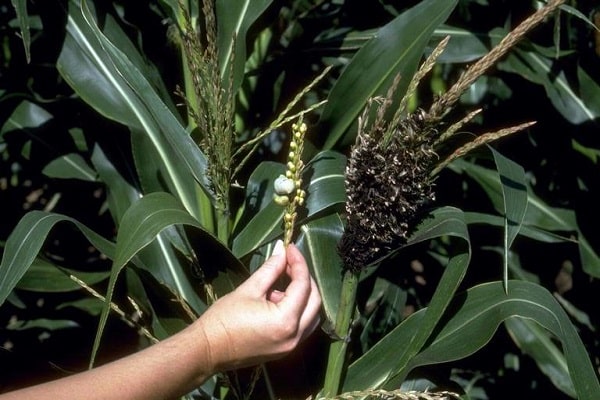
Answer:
[{"xmin": 273, "ymin": 194, "xmax": 290, "ymax": 206}]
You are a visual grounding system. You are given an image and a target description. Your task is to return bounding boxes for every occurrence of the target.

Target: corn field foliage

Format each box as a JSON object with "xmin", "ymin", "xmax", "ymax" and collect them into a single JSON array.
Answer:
[{"xmin": 1, "ymin": 0, "xmax": 600, "ymax": 399}]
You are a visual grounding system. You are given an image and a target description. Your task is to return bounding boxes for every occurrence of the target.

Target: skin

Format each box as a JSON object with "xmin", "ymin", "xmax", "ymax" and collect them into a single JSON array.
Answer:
[{"xmin": 1, "ymin": 241, "xmax": 321, "ymax": 400}]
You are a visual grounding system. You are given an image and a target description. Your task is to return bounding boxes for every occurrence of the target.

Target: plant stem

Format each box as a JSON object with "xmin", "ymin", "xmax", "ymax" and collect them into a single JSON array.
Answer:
[
  {"xmin": 216, "ymin": 207, "xmax": 230, "ymax": 245},
  {"xmin": 322, "ymin": 269, "xmax": 359, "ymax": 397}
]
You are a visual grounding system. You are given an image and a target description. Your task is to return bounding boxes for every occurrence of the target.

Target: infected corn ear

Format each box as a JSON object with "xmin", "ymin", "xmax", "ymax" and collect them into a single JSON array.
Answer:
[{"xmin": 273, "ymin": 119, "xmax": 308, "ymax": 245}]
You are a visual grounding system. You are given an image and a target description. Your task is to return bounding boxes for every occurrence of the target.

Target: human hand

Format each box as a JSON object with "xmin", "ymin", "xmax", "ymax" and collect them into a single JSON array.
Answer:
[
  {"xmin": 193, "ymin": 240, "xmax": 322, "ymax": 372},
  {"xmin": 0, "ymin": 242, "xmax": 320, "ymax": 400}
]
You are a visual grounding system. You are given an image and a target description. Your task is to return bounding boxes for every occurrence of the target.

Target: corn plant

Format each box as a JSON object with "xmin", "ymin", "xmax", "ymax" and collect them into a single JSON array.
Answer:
[{"xmin": 2, "ymin": 0, "xmax": 600, "ymax": 399}]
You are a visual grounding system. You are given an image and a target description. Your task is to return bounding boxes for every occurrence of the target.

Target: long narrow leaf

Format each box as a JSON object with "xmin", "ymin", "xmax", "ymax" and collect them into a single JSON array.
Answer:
[
  {"xmin": 10, "ymin": 0, "xmax": 31, "ymax": 63},
  {"xmin": 90, "ymin": 192, "xmax": 201, "ymax": 365},
  {"xmin": 233, "ymin": 150, "xmax": 346, "ymax": 257},
  {"xmin": 342, "ymin": 206, "xmax": 471, "ymax": 391},
  {"xmin": 346, "ymin": 281, "xmax": 599, "ymax": 399},
  {"xmin": 499, "ymin": 42, "xmax": 599, "ymax": 124},
  {"xmin": 489, "ymin": 147, "xmax": 528, "ymax": 291},
  {"xmin": 464, "ymin": 212, "xmax": 576, "ymax": 244},
  {"xmin": 16, "ymin": 260, "xmax": 109, "ymax": 293},
  {"xmin": 92, "ymin": 145, "xmax": 207, "ymax": 315},
  {"xmin": 505, "ymin": 316, "xmax": 575, "ymax": 397},
  {"xmin": 80, "ymin": 1, "xmax": 213, "ymax": 208},
  {"xmin": 450, "ymin": 158, "xmax": 600, "ymax": 277},
  {"xmin": 1, "ymin": 101, "xmax": 52, "ymax": 137},
  {"xmin": 408, "ymin": 281, "xmax": 598, "ymax": 399},
  {"xmin": 433, "ymin": 25, "xmax": 492, "ymax": 63},
  {"xmin": 42, "ymin": 153, "xmax": 97, "ymax": 181},
  {"xmin": 320, "ymin": 0, "xmax": 457, "ymax": 149},
  {"xmin": 89, "ymin": 192, "xmax": 246, "ymax": 366},
  {"xmin": 59, "ymin": 1, "xmax": 215, "ymax": 217},
  {"xmin": 216, "ymin": 0, "xmax": 273, "ymax": 93},
  {"xmin": 0, "ymin": 212, "xmax": 116, "ymax": 306},
  {"xmin": 297, "ymin": 214, "xmax": 345, "ymax": 325}
]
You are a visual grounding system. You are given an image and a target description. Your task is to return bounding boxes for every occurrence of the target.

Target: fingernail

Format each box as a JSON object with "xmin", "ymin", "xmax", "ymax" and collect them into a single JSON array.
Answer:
[{"xmin": 273, "ymin": 240, "xmax": 285, "ymax": 256}]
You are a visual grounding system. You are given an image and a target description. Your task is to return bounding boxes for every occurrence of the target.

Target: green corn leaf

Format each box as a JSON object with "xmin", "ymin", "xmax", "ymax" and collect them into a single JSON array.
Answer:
[
  {"xmin": 57, "ymin": 4, "xmax": 142, "ymax": 130},
  {"xmin": 16, "ymin": 259, "xmax": 109, "ymax": 293},
  {"xmin": 320, "ymin": 0, "xmax": 458, "ymax": 149},
  {"xmin": 432, "ymin": 25, "xmax": 492, "ymax": 63},
  {"xmin": 343, "ymin": 254, "xmax": 471, "ymax": 392},
  {"xmin": 505, "ymin": 316, "xmax": 575, "ymax": 397},
  {"xmin": 410, "ymin": 281, "xmax": 598, "ymax": 398},
  {"xmin": 59, "ymin": 1, "xmax": 215, "ymax": 217},
  {"xmin": 56, "ymin": 298, "xmax": 105, "ymax": 316},
  {"xmin": 450, "ymin": 158, "xmax": 600, "ymax": 278},
  {"xmin": 90, "ymin": 145, "xmax": 141, "ymax": 224},
  {"xmin": 297, "ymin": 213, "xmax": 345, "ymax": 326},
  {"xmin": 232, "ymin": 161, "xmax": 286, "ymax": 257},
  {"xmin": 577, "ymin": 66, "xmax": 600, "ymax": 119},
  {"xmin": 342, "ymin": 206, "xmax": 471, "ymax": 391},
  {"xmin": 42, "ymin": 153, "xmax": 97, "ymax": 181},
  {"xmin": 0, "ymin": 212, "xmax": 117, "ymax": 307},
  {"xmin": 92, "ymin": 144, "xmax": 201, "ymax": 309},
  {"xmin": 89, "ymin": 192, "xmax": 247, "ymax": 367},
  {"xmin": 216, "ymin": 0, "xmax": 273, "ymax": 94},
  {"xmin": 498, "ymin": 41, "xmax": 599, "ymax": 124},
  {"xmin": 233, "ymin": 150, "xmax": 346, "ymax": 258},
  {"xmin": 7, "ymin": 318, "xmax": 79, "ymax": 331},
  {"xmin": 488, "ymin": 147, "xmax": 528, "ymax": 292},
  {"xmin": 10, "ymin": 0, "xmax": 31, "ymax": 63},
  {"xmin": 464, "ymin": 212, "xmax": 577, "ymax": 244},
  {"xmin": 1, "ymin": 101, "xmax": 52, "ymax": 137},
  {"xmin": 345, "ymin": 281, "xmax": 600, "ymax": 399}
]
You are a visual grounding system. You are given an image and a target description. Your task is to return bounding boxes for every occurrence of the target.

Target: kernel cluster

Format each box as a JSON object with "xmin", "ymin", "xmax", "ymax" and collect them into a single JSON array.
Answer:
[{"xmin": 273, "ymin": 121, "xmax": 308, "ymax": 245}]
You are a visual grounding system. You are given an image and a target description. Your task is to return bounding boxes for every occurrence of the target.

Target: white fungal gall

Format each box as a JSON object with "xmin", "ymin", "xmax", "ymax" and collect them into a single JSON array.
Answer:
[{"xmin": 274, "ymin": 174, "xmax": 296, "ymax": 195}]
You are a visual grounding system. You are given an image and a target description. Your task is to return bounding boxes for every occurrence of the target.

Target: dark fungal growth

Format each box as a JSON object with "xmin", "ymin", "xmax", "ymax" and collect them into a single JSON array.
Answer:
[
  {"xmin": 339, "ymin": 107, "xmax": 438, "ymax": 272},
  {"xmin": 337, "ymin": 0, "xmax": 564, "ymax": 273}
]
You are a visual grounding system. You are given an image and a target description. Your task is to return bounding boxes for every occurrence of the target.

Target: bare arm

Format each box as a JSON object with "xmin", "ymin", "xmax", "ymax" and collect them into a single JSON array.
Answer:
[{"xmin": 1, "ymin": 241, "xmax": 321, "ymax": 400}]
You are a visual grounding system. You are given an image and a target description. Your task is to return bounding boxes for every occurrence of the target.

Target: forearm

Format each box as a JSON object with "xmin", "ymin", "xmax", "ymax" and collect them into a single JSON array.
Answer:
[
  {"xmin": 1, "ymin": 243, "xmax": 321, "ymax": 400},
  {"xmin": 2, "ymin": 323, "xmax": 213, "ymax": 400}
]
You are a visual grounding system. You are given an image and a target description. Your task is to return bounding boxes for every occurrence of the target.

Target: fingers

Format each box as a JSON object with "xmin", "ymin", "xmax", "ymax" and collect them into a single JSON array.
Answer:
[
  {"xmin": 267, "ymin": 289, "xmax": 285, "ymax": 303},
  {"xmin": 276, "ymin": 244, "xmax": 312, "ymax": 317},
  {"xmin": 240, "ymin": 240, "xmax": 287, "ymax": 296},
  {"xmin": 242, "ymin": 241, "xmax": 321, "ymax": 340}
]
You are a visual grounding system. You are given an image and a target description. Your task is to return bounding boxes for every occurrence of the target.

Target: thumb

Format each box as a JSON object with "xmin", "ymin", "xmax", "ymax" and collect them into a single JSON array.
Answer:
[{"xmin": 241, "ymin": 240, "xmax": 287, "ymax": 295}]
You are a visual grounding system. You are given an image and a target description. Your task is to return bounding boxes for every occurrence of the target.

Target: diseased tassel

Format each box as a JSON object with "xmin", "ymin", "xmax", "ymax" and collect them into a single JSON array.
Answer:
[
  {"xmin": 337, "ymin": 0, "xmax": 564, "ymax": 273},
  {"xmin": 339, "ymin": 111, "xmax": 437, "ymax": 272}
]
